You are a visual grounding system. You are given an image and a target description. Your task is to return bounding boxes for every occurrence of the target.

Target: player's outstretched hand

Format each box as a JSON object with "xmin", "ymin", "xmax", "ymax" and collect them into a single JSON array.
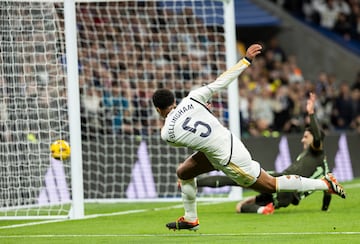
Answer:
[
  {"xmin": 306, "ymin": 92, "xmax": 316, "ymax": 115},
  {"xmin": 245, "ymin": 44, "xmax": 262, "ymax": 60}
]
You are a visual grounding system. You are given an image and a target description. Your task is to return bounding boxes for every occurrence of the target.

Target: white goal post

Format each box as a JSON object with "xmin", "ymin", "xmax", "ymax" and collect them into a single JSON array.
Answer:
[{"xmin": 0, "ymin": 0, "xmax": 241, "ymax": 220}]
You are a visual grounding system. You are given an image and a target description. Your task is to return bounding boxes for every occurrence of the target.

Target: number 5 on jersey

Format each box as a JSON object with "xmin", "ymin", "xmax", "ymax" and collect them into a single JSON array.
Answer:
[{"xmin": 182, "ymin": 117, "xmax": 211, "ymax": 137}]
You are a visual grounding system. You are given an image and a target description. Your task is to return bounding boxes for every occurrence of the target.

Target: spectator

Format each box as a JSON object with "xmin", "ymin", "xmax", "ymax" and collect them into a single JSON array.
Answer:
[
  {"xmin": 273, "ymin": 85, "xmax": 294, "ymax": 132},
  {"xmin": 315, "ymin": 71, "xmax": 330, "ymax": 97},
  {"xmin": 286, "ymin": 83, "xmax": 306, "ymax": 133},
  {"xmin": 312, "ymin": 0, "xmax": 341, "ymax": 29},
  {"xmin": 350, "ymin": 87, "xmax": 360, "ymax": 128},
  {"xmin": 81, "ymin": 86, "xmax": 104, "ymax": 137},
  {"xmin": 267, "ymin": 37, "xmax": 287, "ymax": 63},
  {"xmin": 102, "ymin": 84, "xmax": 131, "ymax": 134},
  {"xmin": 302, "ymin": 0, "xmax": 321, "ymax": 23},
  {"xmin": 0, "ymin": 78, "xmax": 10, "ymax": 142},
  {"xmin": 132, "ymin": 79, "xmax": 156, "ymax": 136},
  {"xmin": 238, "ymin": 85, "xmax": 251, "ymax": 137},
  {"xmin": 249, "ymin": 85, "xmax": 276, "ymax": 137},
  {"xmin": 287, "ymin": 55, "xmax": 304, "ymax": 83},
  {"xmin": 333, "ymin": 12, "xmax": 353, "ymax": 40},
  {"xmin": 337, "ymin": 0, "xmax": 351, "ymax": 15},
  {"xmin": 331, "ymin": 82, "xmax": 354, "ymax": 130},
  {"xmin": 352, "ymin": 12, "xmax": 360, "ymax": 41},
  {"xmin": 351, "ymin": 71, "xmax": 360, "ymax": 90}
]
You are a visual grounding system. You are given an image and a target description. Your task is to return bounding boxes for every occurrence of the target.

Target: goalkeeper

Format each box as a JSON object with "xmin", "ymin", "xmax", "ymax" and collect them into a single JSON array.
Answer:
[
  {"xmin": 197, "ymin": 92, "xmax": 332, "ymax": 214},
  {"xmin": 152, "ymin": 44, "xmax": 345, "ymax": 231}
]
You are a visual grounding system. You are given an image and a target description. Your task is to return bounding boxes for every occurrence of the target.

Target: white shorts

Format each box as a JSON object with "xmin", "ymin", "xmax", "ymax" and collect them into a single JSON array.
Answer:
[{"xmin": 212, "ymin": 136, "xmax": 261, "ymax": 187}]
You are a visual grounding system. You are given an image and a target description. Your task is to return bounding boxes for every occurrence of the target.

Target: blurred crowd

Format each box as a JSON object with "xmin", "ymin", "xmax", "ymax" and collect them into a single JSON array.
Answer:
[
  {"xmin": 237, "ymin": 37, "xmax": 360, "ymax": 137},
  {"xmin": 275, "ymin": 0, "xmax": 360, "ymax": 42},
  {"xmin": 76, "ymin": 2, "xmax": 227, "ymax": 138},
  {"xmin": 1, "ymin": 1, "xmax": 359, "ymax": 143},
  {"xmin": 73, "ymin": 1, "xmax": 360, "ymax": 139}
]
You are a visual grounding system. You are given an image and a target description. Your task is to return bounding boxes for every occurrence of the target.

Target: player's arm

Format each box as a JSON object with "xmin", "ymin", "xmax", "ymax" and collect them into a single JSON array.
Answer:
[
  {"xmin": 207, "ymin": 44, "xmax": 261, "ymax": 94},
  {"xmin": 189, "ymin": 44, "xmax": 262, "ymax": 103},
  {"xmin": 307, "ymin": 92, "xmax": 323, "ymax": 150}
]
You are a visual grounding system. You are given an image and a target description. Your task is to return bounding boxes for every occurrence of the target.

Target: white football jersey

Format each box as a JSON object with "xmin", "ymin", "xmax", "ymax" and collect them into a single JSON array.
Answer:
[{"xmin": 161, "ymin": 58, "xmax": 251, "ymax": 166}]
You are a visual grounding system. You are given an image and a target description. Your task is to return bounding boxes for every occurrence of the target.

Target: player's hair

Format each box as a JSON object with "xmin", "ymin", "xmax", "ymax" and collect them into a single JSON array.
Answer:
[
  {"xmin": 152, "ymin": 89, "xmax": 175, "ymax": 109},
  {"xmin": 305, "ymin": 126, "xmax": 325, "ymax": 140}
]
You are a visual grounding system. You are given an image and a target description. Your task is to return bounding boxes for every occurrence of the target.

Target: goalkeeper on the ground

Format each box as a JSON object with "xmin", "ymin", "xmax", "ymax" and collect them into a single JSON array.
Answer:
[{"xmin": 197, "ymin": 93, "xmax": 331, "ymax": 214}]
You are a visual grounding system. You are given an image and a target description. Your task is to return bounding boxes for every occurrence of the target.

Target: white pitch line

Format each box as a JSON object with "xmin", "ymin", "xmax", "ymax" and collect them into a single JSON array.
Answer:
[
  {"xmin": 0, "ymin": 200, "xmax": 228, "ymax": 230},
  {"xmin": 0, "ymin": 202, "xmax": 210, "ymax": 230},
  {"xmin": 0, "ymin": 232, "xmax": 360, "ymax": 238},
  {"xmin": 344, "ymin": 183, "xmax": 360, "ymax": 189}
]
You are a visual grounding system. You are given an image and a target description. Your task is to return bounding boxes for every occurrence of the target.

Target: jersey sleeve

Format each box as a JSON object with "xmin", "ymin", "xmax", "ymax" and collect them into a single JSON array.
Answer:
[
  {"xmin": 188, "ymin": 58, "xmax": 251, "ymax": 103},
  {"xmin": 309, "ymin": 114, "xmax": 323, "ymax": 150}
]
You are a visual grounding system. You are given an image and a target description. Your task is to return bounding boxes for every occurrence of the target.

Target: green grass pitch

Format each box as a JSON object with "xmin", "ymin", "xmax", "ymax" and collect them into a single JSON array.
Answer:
[{"xmin": 1, "ymin": 179, "xmax": 359, "ymax": 244}]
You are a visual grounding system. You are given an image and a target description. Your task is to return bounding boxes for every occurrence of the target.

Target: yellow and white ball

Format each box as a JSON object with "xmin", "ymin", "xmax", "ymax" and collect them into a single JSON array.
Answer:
[{"xmin": 50, "ymin": 140, "xmax": 71, "ymax": 160}]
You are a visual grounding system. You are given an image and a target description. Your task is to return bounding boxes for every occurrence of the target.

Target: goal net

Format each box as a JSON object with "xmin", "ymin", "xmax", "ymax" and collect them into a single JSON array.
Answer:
[
  {"xmin": 0, "ymin": 0, "xmax": 239, "ymax": 219},
  {"xmin": 0, "ymin": 1, "xmax": 72, "ymax": 219}
]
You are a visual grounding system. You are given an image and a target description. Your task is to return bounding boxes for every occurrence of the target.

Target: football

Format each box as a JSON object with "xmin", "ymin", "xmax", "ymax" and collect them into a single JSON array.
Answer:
[{"xmin": 50, "ymin": 139, "xmax": 71, "ymax": 160}]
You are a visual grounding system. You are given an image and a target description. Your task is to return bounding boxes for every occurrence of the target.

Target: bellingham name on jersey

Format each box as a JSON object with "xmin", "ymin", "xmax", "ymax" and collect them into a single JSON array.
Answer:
[{"xmin": 167, "ymin": 103, "xmax": 194, "ymax": 140}]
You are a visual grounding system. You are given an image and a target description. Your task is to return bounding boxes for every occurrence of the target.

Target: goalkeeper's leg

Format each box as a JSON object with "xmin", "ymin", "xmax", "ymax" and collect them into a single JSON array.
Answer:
[
  {"xmin": 197, "ymin": 175, "xmax": 238, "ymax": 188},
  {"xmin": 236, "ymin": 194, "xmax": 274, "ymax": 215}
]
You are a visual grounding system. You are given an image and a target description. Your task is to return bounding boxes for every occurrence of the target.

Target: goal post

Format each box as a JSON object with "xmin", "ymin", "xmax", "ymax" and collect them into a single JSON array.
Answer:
[
  {"xmin": 224, "ymin": 0, "xmax": 243, "ymax": 200},
  {"xmin": 64, "ymin": 0, "xmax": 85, "ymax": 220},
  {"xmin": 0, "ymin": 0, "xmax": 241, "ymax": 220}
]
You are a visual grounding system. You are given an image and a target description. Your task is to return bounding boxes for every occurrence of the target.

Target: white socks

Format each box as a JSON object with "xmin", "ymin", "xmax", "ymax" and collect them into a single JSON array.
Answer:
[
  {"xmin": 180, "ymin": 178, "xmax": 197, "ymax": 221},
  {"xmin": 257, "ymin": 206, "xmax": 265, "ymax": 214},
  {"xmin": 276, "ymin": 175, "xmax": 328, "ymax": 192}
]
